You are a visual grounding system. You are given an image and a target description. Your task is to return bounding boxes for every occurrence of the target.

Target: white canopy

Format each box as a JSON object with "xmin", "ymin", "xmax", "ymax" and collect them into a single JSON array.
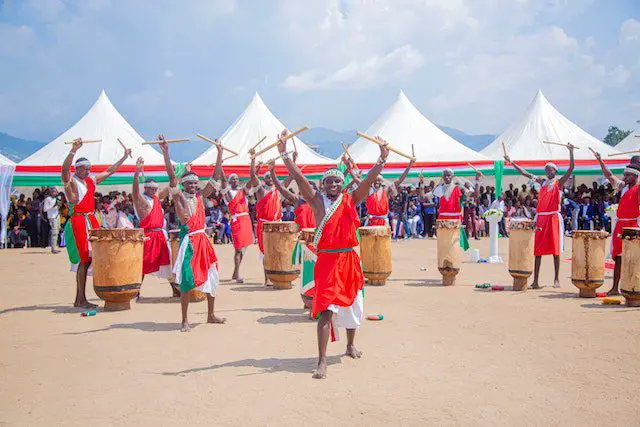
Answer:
[
  {"xmin": 20, "ymin": 90, "xmax": 165, "ymax": 166},
  {"xmin": 193, "ymin": 92, "xmax": 334, "ymax": 165},
  {"xmin": 614, "ymin": 130, "xmax": 640, "ymax": 153},
  {"xmin": 0, "ymin": 153, "xmax": 15, "ymax": 246},
  {"xmin": 348, "ymin": 90, "xmax": 489, "ymax": 163},
  {"xmin": 482, "ymin": 90, "xmax": 618, "ymax": 160}
]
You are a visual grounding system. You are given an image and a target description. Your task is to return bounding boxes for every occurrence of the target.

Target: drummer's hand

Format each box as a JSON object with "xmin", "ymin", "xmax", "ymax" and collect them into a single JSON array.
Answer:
[
  {"xmin": 71, "ymin": 138, "xmax": 83, "ymax": 153},
  {"xmin": 136, "ymin": 157, "xmax": 144, "ymax": 171},
  {"xmin": 593, "ymin": 150, "xmax": 602, "ymax": 161},
  {"xmin": 268, "ymin": 160, "xmax": 275, "ymax": 173},
  {"xmin": 277, "ymin": 130, "xmax": 288, "ymax": 154},
  {"xmin": 475, "ymin": 171, "xmax": 482, "ymax": 180},
  {"xmin": 503, "ymin": 154, "xmax": 511, "ymax": 163},
  {"xmin": 379, "ymin": 142, "xmax": 389, "ymax": 160},
  {"xmin": 567, "ymin": 142, "xmax": 576, "ymax": 152},
  {"xmin": 158, "ymin": 134, "xmax": 168, "ymax": 154}
]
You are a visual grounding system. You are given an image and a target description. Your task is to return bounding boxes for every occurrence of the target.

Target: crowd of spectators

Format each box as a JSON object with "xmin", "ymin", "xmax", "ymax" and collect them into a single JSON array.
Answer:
[{"xmin": 5, "ymin": 179, "xmax": 620, "ymax": 249}]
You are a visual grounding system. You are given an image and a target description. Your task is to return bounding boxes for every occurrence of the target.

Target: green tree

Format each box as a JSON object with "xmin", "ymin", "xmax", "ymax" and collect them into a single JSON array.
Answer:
[{"xmin": 604, "ymin": 126, "xmax": 632, "ymax": 147}]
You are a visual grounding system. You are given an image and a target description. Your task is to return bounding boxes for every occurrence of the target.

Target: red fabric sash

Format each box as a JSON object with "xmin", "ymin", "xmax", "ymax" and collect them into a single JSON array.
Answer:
[
  {"xmin": 294, "ymin": 202, "xmax": 316, "ymax": 229},
  {"xmin": 187, "ymin": 194, "xmax": 217, "ymax": 286},
  {"xmin": 71, "ymin": 176, "xmax": 98, "ymax": 263},
  {"xmin": 228, "ymin": 189, "xmax": 253, "ymax": 250},
  {"xmin": 437, "ymin": 186, "xmax": 462, "ymax": 220},
  {"xmin": 139, "ymin": 195, "xmax": 170, "ymax": 275},
  {"xmin": 256, "ymin": 189, "xmax": 282, "ymax": 254}
]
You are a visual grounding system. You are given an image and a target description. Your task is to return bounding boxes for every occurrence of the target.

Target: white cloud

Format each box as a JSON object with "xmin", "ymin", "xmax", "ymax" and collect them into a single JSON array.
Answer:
[
  {"xmin": 0, "ymin": 23, "xmax": 36, "ymax": 55},
  {"xmin": 163, "ymin": 69, "xmax": 174, "ymax": 78},
  {"xmin": 610, "ymin": 65, "xmax": 630, "ymax": 84},
  {"xmin": 620, "ymin": 19, "xmax": 640, "ymax": 44},
  {"xmin": 282, "ymin": 45, "xmax": 424, "ymax": 92}
]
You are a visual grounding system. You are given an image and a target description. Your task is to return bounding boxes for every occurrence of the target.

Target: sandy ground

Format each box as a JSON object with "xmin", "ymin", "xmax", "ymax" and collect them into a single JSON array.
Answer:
[{"xmin": 1, "ymin": 237, "xmax": 639, "ymax": 426}]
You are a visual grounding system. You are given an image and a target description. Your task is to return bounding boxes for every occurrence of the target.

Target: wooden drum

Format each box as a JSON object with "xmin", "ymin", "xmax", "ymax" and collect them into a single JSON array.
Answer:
[
  {"xmin": 571, "ymin": 230, "xmax": 608, "ymax": 298},
  {"xmin": 359, "ymin": 226, "xmax": 392, "ymax": 286},
  {"xmin": 90, "ymin": 228, "xmax": 144, "ymax": 311},
  {"xmin": 263, "ymin": 221, "xmax": 300, "ymax": 289},
  {"xmin": 299, "ymin": 228, "xmax": 316, "ymax": 308},
  {"xmin": 436, "ymin": 219, "xmax": 461, "ymax": 286},
  {"xmin": 621, "ymin": 227, "xmax": 640, "ymax": 307},
  {"xmin": 168, "ymin": 229, "xmax": 206, "ymax": 302},
  {"xmin": 508, "ymin": 219, "xmax": 536, "ymax": 291}
]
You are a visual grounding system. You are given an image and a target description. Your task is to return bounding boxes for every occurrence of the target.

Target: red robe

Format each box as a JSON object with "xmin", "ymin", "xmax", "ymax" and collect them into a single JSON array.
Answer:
[
  {"xmin": 187, "ymin": 195, "xmax": 218, "ymax": 286},
  {"xmin": 294, "ymin": 202, "xmax": 316, "ymax": 229},
  {"xmin": 312, "ymin": 192, "xmax": 364, "ymax": 319},
  {"xmin": 365, "ymin": 189, "xmax": 389, "ymax": 226},
  {"xmin": 70, "ymin": 176, "xmax": 100, "ymax": 264},
  {"xmin": 138, "ymin": 195, "xmax": 171, "ymax": 275},
  {"xmin": 255, "ymin": 188, "xmax": 282, "ymax": 254},
  {"xmin": 535, "ymin": 180, "xmax": 562, "ymax": 256},
  {"xmin": 612, "ymin": 184, "xmax": 639, "ymax": 258},
  {"xmin": 228, "ymin": 189, "xmax": 253, "ymax": 250},
  {"xmin": 437, "ymin": 185, "xmax": 463, "ymax": 221}
]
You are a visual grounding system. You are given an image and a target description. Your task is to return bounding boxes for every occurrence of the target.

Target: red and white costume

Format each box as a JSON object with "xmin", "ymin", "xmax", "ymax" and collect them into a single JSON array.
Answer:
[
  {"xmin": 365, "ymin": 188, "xmax": 389, "ymax": 226},
  {"xmin": 138, "ymin": 194, "xmax": 172, "ymax": 278},
  {"xmin": 611, "ymin": 184, "xmax": 639, "ymax": 258},
  {"xmin": 227, "ymin": 188, "xmax": 253, "ymax": 250},
  {"xmin": 255, "ymin": 187, "xmax": 282, "ymax": 254},
  {"xmin": 534, "ymin": 179, "xmax": 563, "ymax": 256},
  {"xmin": 313, "ymin": 192, "xmax": 364, "ymax": 342},
  {"xmin": 69, "ymin": 176, "xmax": 100, "ymax": 269},
  {"xmin": 435, "ymin": 184, "xmax": 463, "ymax": 221},
  {"xmin": 294, "ymin": 202, "xmax": 316, "ymax": 230}
]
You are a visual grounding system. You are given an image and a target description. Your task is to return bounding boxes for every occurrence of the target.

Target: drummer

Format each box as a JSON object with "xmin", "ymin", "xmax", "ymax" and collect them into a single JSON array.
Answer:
[
  {"xmin": 504, "ymin": 144, "xmax": 575, "ymax": 288},
  {"xmin": 277, "ymin": 129, "xmax": 389, "ymax": 380},
  {"xmin": 592, "ymin": 152, "xmax": 640, "ymax": 295},
  {"xmin": 344, "ymin": 155, "xmax": 414, "ymax": 226},
  {"xmin": 159, "ymin": 136, "xmax": 226, "ymax": 331},
  {"xmin": 219, "ymin": 166, "xmax": 257, "ymax": 283},
  {"xmin": 131, "ymin": 156, "xmax": 172, "ymax": 297},
  {"xmin": 422, "ymin": 168, "xmax": 481, "ymax": 250},
  {"xmin": 61, "ymin": 139, "xmax": 131, "ymax": 308}
]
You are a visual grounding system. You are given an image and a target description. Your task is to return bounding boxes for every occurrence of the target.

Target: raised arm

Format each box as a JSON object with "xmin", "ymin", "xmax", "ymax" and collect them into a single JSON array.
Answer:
[
  {"xmin": 503, "ymin": 154, "xmax": 543, "ymax": 184},
  {"xmin": 62, "ymin": 139, "xmax": 82, "ymax": 184},
  {"xmin": 132, "ymin": 157, "xmax": 142, "ymax": 202},
  {"xmin": 268, "ymin": 161, "xmax": 298, "ymax": 204},
  {"xmin": 394, "ymin": 158, "xmax": 415, "ymax": 191},
  {"xmin": 352, "ymin": 139, "xmax": 390, "ymax": 205},
  {"xmin": 558, "ymin": 144, "xmax": 575, "ymax": 187},
  {"xmin": 201, "ymin": 144, "xmax": 223, "ymax": 199},
  {"xmin": 277, "ymin": 130, "xmax": 318, "ymax": 205},
  {"xmin": 159, "ymin": 137, "xmax": 178, "ymax": 188},
  {"xmin": 592, "ymin": 149, "xmax": 624, "ymax": 190},
  {"xmin": 95, "ymin": 145, "xmax": 132, "ymax": 185},
  {"xmin": 247, "ymin": 155, "xmax": 263, "ymax": 197}
]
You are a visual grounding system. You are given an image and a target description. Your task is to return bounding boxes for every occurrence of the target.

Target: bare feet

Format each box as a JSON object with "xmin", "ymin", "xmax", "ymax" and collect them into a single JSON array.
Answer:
[
  {"xmin": 233, "ymin": 277, "xmax": 244, "ymax": 283},
  {"xmin": 207, "ymin": 315, "xmax": 227, "ymax": 324},
  {"xmin": 312, "ymin": 360, "xmax": 327, "ymax": 379},
  {"xmin": 74, "ymin": 301, "xmax": 98, "ymax": 309},
  {"xmin": 607, "ymin": 288, "xmax": 620, "ymax": 296},
  {"xmin": 180, "ymin": 322, "xmax": 191, "ymax": 332},
  {"xmin": 51, "ymin": 249, "xmax": 61, "ymax": 254},
  {"xmin": 264, "ymin": 281, "xmax": 273, "ymax": 287},
  {"xmin": 345, "ymin": 344, "xmax": 363, "ymax": 359},
  {"xmin": 553, "ymin": 280, "xmax": 561, "ymax": 289},
  {"xmin": 529, "ymin": 282, "xmax": 542, "ymax": 290}
]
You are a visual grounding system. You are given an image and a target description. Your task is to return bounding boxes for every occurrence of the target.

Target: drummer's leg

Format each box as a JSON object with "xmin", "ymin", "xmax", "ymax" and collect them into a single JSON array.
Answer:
[
  {"xmin": 180, "ymin": 291, "xmax": 190, "ymax": 332},
  {"xmin": 553, "ymin": 255, "xmax": 560, "ymax": 288},
  {"xmin": 530, "ymin": 256, "xmax": 542, "ymax": 289},
  {"xmin": 232, "ymin": 249, "xmax": 244, "ymax": 282},
  {"xmin": 206, "ymin": 295, "xmax": 226, "ymax": 324},
  {"xmin": 345, "ymin": 329, "xmax": 362, "ymax": 359},
  {"xmin": 313, "ymin": 310, "xmax": 332, "ymax": 379},
  {"xmin": 74, "ymin": 261, "xmax": 97, "ymax": 308},
  {"xmin": 608, "ymin": 256, "xmax": 621, "ymax": 296}
]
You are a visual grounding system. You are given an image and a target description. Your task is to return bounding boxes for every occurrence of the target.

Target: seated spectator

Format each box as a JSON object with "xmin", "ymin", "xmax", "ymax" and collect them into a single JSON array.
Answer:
[
  {"xmin": 407, "ymin": 200, "xmax": 423, "ymax": 238},
  {"xmin": 578, "ymin": 196, "xmax": 594, "ymax": 230},
  {"xmin": 207, "ymin": 206, "xmax": 225, "ymax": 243}
]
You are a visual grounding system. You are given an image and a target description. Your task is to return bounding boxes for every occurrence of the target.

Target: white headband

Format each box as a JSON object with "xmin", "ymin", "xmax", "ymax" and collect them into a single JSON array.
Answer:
[
  {"xmin": 624, "ymin": 167, "xmax": 640, "ymax": 176},
  {"xmin": 322, "ymin": 168, "xmax": 345, "ymax": 182},
  {"xmin": 545, "ymin": 162, "xmax": 558, "ymax": 171},
  {"xmin": 443, "ymin": 168, "xmax": 453, "ymax": 175},
  {"xmin": 144, "ymin": 181, "xmax": 159, "ymax": 188},
  {"xmin": 75, "ymin": 160, "xmax": 91, "ymax": 167},
  {"xmin": 229, "ymin": 173, "xmax": 239, "ymax": 180},
  {"xmin": 181, "ymin": 174, "xmax": 199, "ymax": 184}
]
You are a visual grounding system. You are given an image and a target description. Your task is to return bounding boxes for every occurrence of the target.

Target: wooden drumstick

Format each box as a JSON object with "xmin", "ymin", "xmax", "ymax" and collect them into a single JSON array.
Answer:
[
  {"xmin": 356, "ymin": 131, "xmax": 416, "ymax": 161},
  {"xmin": 141, "ymin": 138, "xmax": 190, "ymax": 145},
  {"xmin": 117, "ymin": 138, "xmax": 132, "ymax": 158},
  {"xmin": 608, "ymin": 149, "xmax": 640, "ymax": 157},
  {"xmin": 543, "ymin": 140, "xmax": 580, "ymax": 150},
  {"xmin": 64, "ymin": 139, "xmax": 101, "ymax": 144},
  {"xmin": 196, "ymin": 133, "xmax": 240, "ymax": 156},
  {"xmin": 501, "ymin": 142, "xmax": 507, "ymax": 157},
  {"xmin": 467, "ymin": 162, "xmax": 483, "ymax": 177},
  {"xmin": 250, "ymin": 136, "xmax": 268, "ymax": 152},
  {"xmin": 252, "ymin": 126, "xmax": 309, "ymax": 158}
]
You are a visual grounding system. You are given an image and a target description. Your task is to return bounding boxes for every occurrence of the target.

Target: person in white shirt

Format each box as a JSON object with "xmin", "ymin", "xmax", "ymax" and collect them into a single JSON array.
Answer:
[{"xmin": 43, "ymin": 187, "xmax": 61, "ymax": 253}]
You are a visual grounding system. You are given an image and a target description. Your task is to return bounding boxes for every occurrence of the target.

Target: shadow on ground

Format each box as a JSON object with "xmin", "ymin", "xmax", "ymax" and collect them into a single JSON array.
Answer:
[
  {"xmin": 62, "ymin": 321, "xmax": 202, "ymax": 334},
  {"xmin": 159, "ymin": 355, "xmax": 343, "ymax": 376}
]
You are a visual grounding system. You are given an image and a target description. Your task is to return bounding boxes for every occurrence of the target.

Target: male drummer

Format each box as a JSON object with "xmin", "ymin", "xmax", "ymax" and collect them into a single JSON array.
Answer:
[
  {"xmin": 219, "ymin": 165, "xmax": 257, "ymax": 282},
  {"xmin": 505, "ymin": 145, "xmax": 575, "ymax": 288},
  {"xmin": 160, "ymin": 136, "xmax": 226, "ymax": 331},
  {"xmin": 592, "ymin": 152, "xmax": 640, "ymax": 295},
  {"xmin": 278, "ymin": 129, "xmax": 389, "ymax": 379},
  {"xmin": 132, "ymin": 157, "xmax": 172, "ymax": 296},
  {"xmin": 61, "ymin": 138, "xmax": 131, "ymax": 308}
]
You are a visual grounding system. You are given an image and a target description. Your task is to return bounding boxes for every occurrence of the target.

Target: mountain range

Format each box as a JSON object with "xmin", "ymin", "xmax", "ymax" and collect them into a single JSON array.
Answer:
[{"xmin": 0, "ymin": 127, "xmax": 496, "ymax": 163}]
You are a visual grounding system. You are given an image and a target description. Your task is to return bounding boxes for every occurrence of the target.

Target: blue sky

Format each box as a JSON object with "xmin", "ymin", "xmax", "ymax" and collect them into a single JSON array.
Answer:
[{"xmin": 0, "ymin": 0, "xmax": 638, "ymax": 143}]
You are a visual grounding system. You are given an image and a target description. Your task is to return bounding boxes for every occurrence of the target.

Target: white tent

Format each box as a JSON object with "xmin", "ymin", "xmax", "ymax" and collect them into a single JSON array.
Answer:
[
  {"xmin": 193, "ymin": 93, "xmax": 334, "ymax": 165},
  {"xmin": 20, "ymin": 90, "xmax": 165, "ymax": 166},
  {"xmin": 348, "ymin": 90, "xmax": 489, "ymax": 163},
  {"xmin": 614, "ymin": 130, "xmax": 640, "ymax": 153},
  {"xmin": 0, "ymin": 153, "xmax": 16, "ymax": 247},
  {"xmin": 482, "ymin": 90, "xmax": 619, "ymax": 160}
]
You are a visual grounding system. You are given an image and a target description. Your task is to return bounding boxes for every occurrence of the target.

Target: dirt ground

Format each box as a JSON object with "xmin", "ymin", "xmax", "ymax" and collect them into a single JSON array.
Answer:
[{"xmin": 1, "ymin": 237, "xmax": 638, "ymax": 426}]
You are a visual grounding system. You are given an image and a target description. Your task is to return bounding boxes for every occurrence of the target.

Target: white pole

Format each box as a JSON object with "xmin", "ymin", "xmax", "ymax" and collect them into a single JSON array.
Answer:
[{"xmin": 487, "ymin": 217, "xmax": 504, "ymax": 263}]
